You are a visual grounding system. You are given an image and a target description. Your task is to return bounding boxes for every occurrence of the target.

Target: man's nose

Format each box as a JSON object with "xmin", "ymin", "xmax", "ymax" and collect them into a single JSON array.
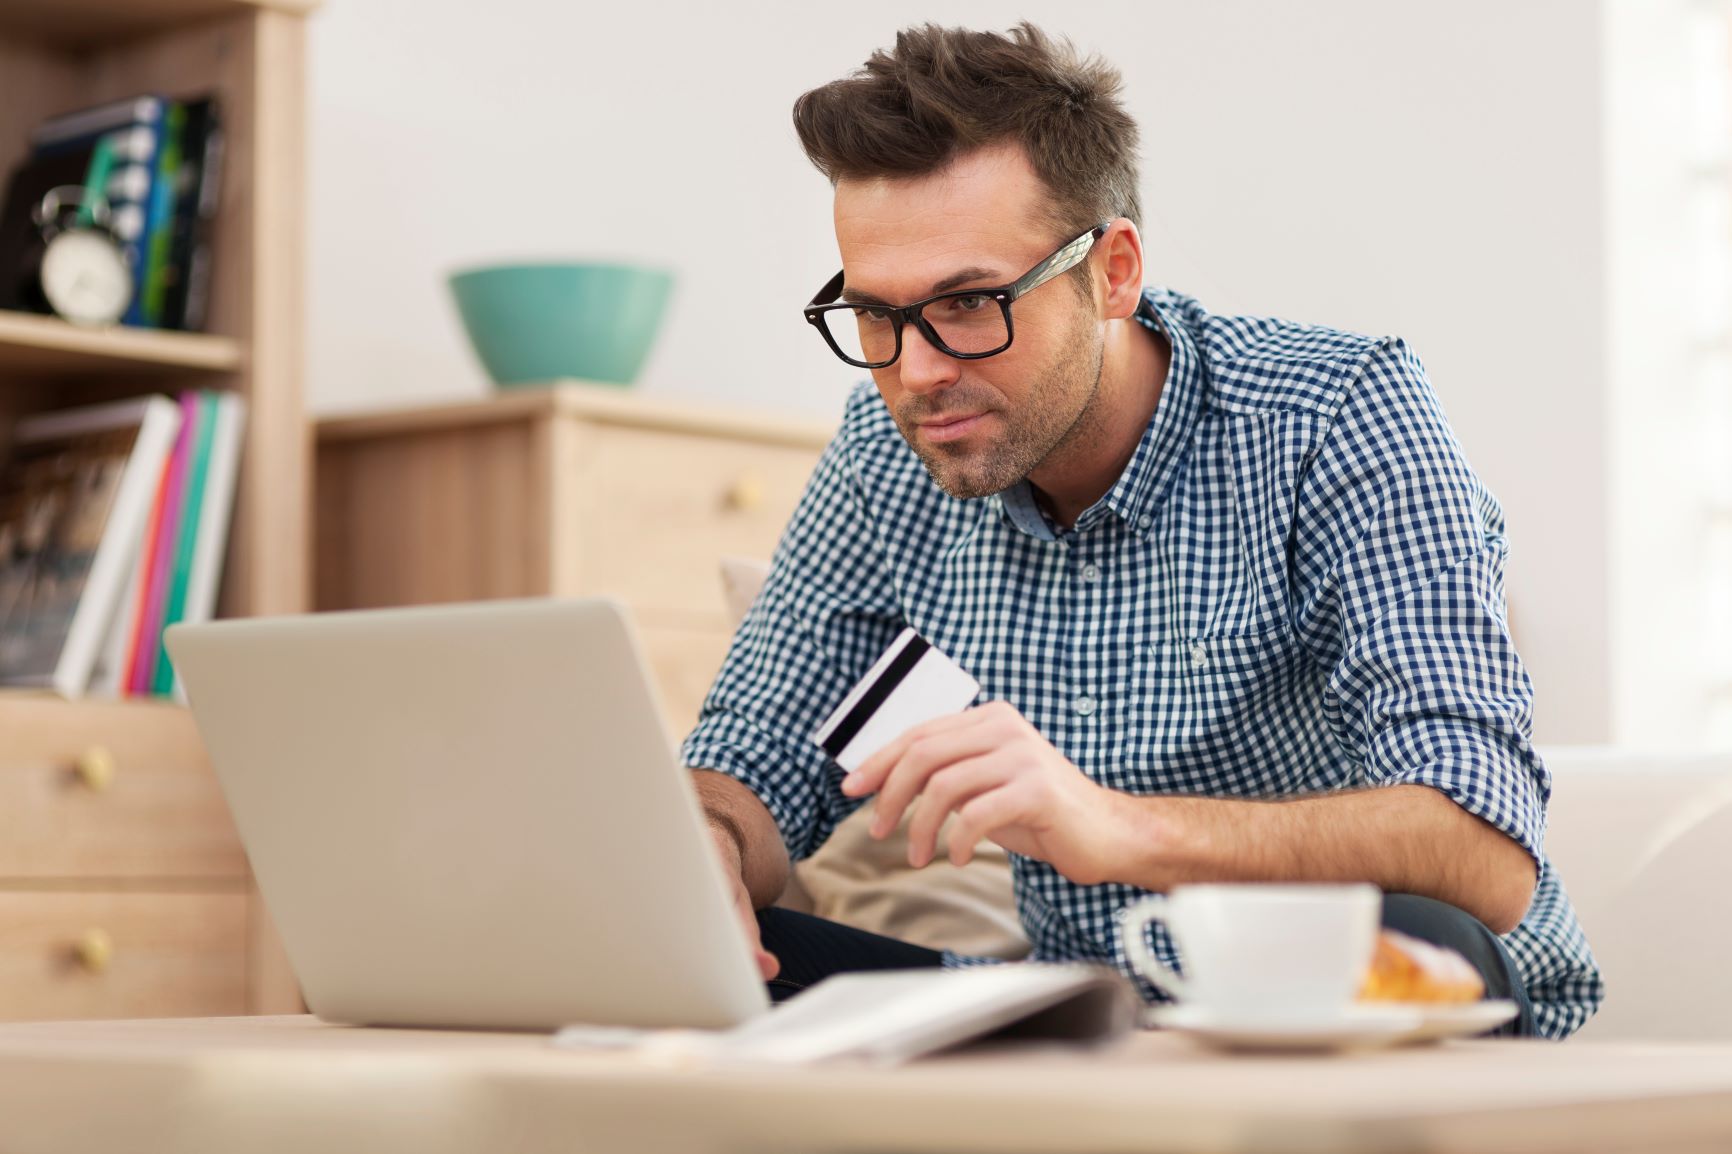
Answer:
[{"xmin": 895, "ymin": 320, "xmax": 960, "ymax": 395}]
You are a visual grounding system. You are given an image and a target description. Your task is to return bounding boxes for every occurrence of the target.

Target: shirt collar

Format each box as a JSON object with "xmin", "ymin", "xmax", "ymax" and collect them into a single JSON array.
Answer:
[{"xmin": 994, "ymin": 290, "xmax": 1203, "ymax": 542}]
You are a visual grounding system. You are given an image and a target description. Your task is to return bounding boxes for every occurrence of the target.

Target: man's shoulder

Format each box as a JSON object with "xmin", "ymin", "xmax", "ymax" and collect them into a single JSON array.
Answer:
[{"xmin": 1151, "ymin": 288, "xmax": 1401, "ymax": 421}]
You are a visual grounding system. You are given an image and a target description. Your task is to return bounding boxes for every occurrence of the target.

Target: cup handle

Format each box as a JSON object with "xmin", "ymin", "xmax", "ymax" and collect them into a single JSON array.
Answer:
[{"xmin": 1120, "ymin": 894, "xmax": 1194, "ymax": 1002}]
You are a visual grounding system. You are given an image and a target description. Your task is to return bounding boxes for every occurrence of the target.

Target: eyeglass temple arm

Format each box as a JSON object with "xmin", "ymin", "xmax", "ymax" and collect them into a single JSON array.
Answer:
[
  {"xmin": 808, "ymin": 270, "xmax": 847, "ymax": 309},
  {"xmin": 1011, "ymin": 222, "xmax": 1112, "ymax": 301}
]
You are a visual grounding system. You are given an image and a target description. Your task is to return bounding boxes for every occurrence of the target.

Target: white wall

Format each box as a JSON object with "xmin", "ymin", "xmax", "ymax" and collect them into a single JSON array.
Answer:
[
  {"xmin": 1604, "ymin": 0, "xmax": 1732, "ymax": 749},
  {"xmin": 307, "ymin": 0, "xmax": 1618, "ymax": 744}
]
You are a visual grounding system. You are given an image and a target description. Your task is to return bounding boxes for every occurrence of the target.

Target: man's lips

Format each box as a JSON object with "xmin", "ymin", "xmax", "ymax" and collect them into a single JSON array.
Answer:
[{"xmin": 915, "ymin": 412, "xmax": 990, "ymax": 443}]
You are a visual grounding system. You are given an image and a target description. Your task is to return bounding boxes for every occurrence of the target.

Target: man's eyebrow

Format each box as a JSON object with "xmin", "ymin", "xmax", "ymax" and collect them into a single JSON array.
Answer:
[{"xmin": 840, "ymin": 266, "xmax": 1003, "ymax": 307}]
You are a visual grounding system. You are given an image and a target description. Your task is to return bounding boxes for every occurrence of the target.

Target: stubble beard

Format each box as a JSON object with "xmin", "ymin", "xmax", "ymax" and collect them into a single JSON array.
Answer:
[{"xmin": 893, "ymin": 311, "xmax": 1106, "ymax": 501}]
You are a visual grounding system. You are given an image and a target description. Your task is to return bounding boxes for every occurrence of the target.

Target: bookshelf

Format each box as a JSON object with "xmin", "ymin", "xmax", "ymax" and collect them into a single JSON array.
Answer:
[
  {"xmin": 0, "ymin": 309, "xmax": 243, "ymax": 374},
  {"xmin": 0, "ymin": 0, "xmax": 313, "ymax": 1016}
]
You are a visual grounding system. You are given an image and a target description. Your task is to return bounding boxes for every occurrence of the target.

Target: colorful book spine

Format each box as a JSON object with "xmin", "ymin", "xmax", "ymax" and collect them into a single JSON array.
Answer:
[
  {"xmin": 76, "ymin": 135, "xmax": 116, "ymax": 229},
  {"xmin": 126, "ymin": 393, "xmax": 198, "ymax": 693},
  {"xmin": 117, "ymin": 102, "xmax": 165, "ymax": 328},
  {"xmin": 140, "ymin": 102, "xmax": 185, "ymax": 328},
  {"xmin": 172, "ymin": 391, "xmax": 245, "ymax": 702},
  {"xmin": 162, "ymin": 97, "xmax": 222, "ymax": 332},
  {"xmin": 151, "ymin": 391, "xmax": 217, "ymax": 695},
  {"xmin": 117, "ymin": 450, "xmax": 175, "ymax": 696}
]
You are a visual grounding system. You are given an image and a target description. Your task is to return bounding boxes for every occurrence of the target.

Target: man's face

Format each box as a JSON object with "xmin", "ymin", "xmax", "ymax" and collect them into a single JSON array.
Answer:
[{"xmin": 833, "ymin": 144, "xmax": 1104, "ymax": 500}]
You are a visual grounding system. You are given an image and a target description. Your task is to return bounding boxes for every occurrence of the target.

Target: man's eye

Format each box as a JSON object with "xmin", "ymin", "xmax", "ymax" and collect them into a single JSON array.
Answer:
[
  {"xmin": 855, "ymin": 307, "xmax": 894, "ymax": 324},
  {"xmin": 947, "ymin": 294, "xmax": 990, "ymax": 313}
]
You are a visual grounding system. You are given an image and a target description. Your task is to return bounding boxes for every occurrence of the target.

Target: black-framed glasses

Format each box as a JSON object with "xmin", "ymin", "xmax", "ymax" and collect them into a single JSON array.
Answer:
[{"xmin": 804, "ymin": 221, "xmax": 1111, "ymax": 369}]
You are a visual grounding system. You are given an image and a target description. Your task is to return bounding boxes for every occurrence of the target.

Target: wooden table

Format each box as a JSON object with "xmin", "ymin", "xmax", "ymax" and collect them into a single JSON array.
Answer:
[{"xmin": 1, "ymin": 1015, "xmax": 1730, "ymax": 1153}]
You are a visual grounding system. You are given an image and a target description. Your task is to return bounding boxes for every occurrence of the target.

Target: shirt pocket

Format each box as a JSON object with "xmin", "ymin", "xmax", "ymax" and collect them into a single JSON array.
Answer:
[{"xmin": 1115, "ymin": 630, "xmax": 1317, "ymax": 798}]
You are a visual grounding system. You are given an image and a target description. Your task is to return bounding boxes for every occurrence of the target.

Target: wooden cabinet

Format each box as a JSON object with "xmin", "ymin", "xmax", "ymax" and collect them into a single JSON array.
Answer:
[
  {"xmin": 0, "ymin": 891, "xmax": 249, "ymax": 1021},
  {"xmin": 0, "ymin": 696, "xmax": 244, "ymax": 880},
  {"xmin": 315, "ymin": 385, "xmax": 833, "ymax": 734},
  {"xmin": 0, "ymin": 696, "xmax": 254, "ymax": 1020},
  {"xmin": 0, "ymin": 0, "xmax": 317, "ymax": 1018}
]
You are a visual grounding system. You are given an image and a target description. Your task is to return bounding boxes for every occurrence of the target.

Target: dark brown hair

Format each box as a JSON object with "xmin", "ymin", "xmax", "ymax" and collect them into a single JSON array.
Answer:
[{"xmin": 792, "ymin": 22, "xmax": 1142, "ymax": 237}]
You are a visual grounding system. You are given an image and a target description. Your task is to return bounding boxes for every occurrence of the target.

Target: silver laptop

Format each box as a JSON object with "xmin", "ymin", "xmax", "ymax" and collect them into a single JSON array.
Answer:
[{"xmin": 165, "ymin": 598, "xmax": 770, "ymax": 1031}]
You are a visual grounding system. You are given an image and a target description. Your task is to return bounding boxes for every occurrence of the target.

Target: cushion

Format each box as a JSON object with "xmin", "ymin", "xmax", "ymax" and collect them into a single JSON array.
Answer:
[
  {"xmin": 717, "ymin": 557, "xmax": 1029, "ymax": 959},
  {"xmin": 1538, "ymin": 747, "xmax": 1732, "ymax": 1040}
]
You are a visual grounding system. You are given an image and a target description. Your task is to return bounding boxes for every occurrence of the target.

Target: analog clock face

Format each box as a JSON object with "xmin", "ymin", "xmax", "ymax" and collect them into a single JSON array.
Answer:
[{"xmin": 40, "ymin": 229, "xmax": 132, "ymax": 327}]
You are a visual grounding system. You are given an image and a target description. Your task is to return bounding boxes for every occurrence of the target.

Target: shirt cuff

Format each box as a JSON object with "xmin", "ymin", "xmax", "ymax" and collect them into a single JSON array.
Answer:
[
  {"xmin": 680, "ymin": 710, "xmax": 828, "ymax": 860},
  {"xmin": 1366, "ymin": 718, "xmax": 1548, "ymax": 864}
]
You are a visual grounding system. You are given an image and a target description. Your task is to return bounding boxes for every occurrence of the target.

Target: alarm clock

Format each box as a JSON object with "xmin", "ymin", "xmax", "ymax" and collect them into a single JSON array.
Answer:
[{"xmin": 22, "ymin": 185, "xmax": 132, "ymax": 328}]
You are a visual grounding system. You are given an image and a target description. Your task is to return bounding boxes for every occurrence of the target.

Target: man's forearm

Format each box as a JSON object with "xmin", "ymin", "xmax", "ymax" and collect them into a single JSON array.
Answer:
[
  {"xmin": 691, "ymin": 769, "xmax": 791, "ymax": 909},
  {"xmin": 1101, "ymin": 784, "xmax": 1538, "ymax": 934}
]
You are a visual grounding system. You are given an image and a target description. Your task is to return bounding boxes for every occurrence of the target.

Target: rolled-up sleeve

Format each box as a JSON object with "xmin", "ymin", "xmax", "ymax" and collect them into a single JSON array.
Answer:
[
  {"xmin": 680, "ymin": 415, "xmax": 903, "ymax": 861},
  {"xmin": 1288, "ymin": 338, "xmax": 1548, "ymax": 863}
]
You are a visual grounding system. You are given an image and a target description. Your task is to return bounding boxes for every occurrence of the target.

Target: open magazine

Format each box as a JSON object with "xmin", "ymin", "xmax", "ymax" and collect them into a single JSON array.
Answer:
[{"xmin": 554, "ymin": 963, "xmax": 1138, "ymax": 1067}]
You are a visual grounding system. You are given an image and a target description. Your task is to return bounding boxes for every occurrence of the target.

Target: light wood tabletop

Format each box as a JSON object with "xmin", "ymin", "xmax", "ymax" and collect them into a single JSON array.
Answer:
[{"xmin": 0, "ymin": 1014, "xmax": 1730, "ymax": 1153}]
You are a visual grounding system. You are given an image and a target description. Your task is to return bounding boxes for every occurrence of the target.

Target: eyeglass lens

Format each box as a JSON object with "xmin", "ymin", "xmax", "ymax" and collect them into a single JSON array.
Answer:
[{"xmin": 817, "ymin": 294, "xmax": 1009, "ymax": 366}]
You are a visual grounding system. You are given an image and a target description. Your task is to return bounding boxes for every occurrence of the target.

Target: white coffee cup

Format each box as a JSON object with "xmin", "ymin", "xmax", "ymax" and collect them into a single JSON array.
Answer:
[{"xmin": 1120, "ymin": 883, "xmax": 1381, "ymax": 1021}]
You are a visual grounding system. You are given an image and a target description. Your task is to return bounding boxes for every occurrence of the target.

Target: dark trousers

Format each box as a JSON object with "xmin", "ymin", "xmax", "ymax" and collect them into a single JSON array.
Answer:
[{"xmin": 757, "ymin": 891, "xmax": 1539, "ymax": 1037}]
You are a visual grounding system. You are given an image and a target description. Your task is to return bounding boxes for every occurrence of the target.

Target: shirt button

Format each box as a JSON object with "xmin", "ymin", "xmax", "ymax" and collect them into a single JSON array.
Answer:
[
  {"xmin": 1073, "ymin": 694, "xmax": 1098, "ymax": 717},
  {"xmin": 1137, "ymin": 515, "xmax": 1152, "ymax": 530},
  {"xmin": 1081, "ymin": 563, "xmax": 1100, "ymax": 583},
  {"xmin": 1190, "ymin": 642, "xmax": 1210, "ymax": 670}
]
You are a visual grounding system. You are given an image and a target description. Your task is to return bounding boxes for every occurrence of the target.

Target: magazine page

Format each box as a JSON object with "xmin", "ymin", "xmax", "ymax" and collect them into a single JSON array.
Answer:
[{"xmin": 0, "ymin": 424, "xmax": 138, "ymax": 685}]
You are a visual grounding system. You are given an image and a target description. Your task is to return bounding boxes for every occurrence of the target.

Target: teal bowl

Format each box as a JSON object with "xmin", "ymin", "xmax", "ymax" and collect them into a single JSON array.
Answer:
[{"xmin": 448, "ymin": 262, "xmax": 675, "ymax": 388}]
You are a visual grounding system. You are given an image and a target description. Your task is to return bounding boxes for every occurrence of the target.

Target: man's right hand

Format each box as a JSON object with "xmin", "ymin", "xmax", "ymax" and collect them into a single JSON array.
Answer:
[{"xmin": 708, "ymin": 824, "xmax": 780, "ymax": 980}]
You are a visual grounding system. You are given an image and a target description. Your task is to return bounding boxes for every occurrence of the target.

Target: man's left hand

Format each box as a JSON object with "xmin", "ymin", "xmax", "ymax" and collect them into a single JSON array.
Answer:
[{"xmin": 840, "ymin": 700, "xmax": 1127, "ymax": 885}]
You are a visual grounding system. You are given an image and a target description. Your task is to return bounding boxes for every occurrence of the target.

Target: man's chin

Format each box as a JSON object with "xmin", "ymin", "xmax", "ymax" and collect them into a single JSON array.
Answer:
[{"xmin": 918, "ymin": 451, "xmax": 1019, "ymax": 501}]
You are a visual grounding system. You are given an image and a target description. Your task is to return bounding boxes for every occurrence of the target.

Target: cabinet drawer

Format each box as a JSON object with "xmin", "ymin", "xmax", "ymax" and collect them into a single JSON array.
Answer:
[
  {"xmin": 0, "ymin": 891, "xmax": 249, "ymax": 1021},
  {"xmin": 576, "ymin": 426, "xmax": 821, "ymax": 619},
  {"xmin": 0, "ymin": 696, "xmax": 245, "ymax": 881}
]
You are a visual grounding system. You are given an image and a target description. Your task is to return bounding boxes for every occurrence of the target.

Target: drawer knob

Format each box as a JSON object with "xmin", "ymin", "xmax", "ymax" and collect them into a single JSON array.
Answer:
[
  {"xmin": 724, "ymin": 473, "xmax": 766, "ymax": 513},
  {"xmin": 74, "ymin": 746, "xmax": 117, "ymax": 793},
  {"xmin": 73, "ymin": 929, "xmax": 114, "ymax": 975}
]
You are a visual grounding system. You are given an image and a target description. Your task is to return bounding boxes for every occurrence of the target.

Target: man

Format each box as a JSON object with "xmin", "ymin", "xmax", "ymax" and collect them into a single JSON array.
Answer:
[{"xmin": 682, "ymin": 21, "xmax": 1602, "ymax": 1037}]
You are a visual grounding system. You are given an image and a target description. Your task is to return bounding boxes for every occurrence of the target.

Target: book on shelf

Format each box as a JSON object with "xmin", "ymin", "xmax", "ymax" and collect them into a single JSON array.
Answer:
[
  {"xmin": 139, "ymin": 101, "xmax": 186, "ymax": 328},
  {"xmin": 90, "ymin": 389, "xmax": 246, "ymax": 701},
  {"xmin": 0, "ymin": 396, "xmax": 183, "ymax": 698},
  {"xmin": 125, "ymin": 392, "xmax": 195, "ymax": 692},
  {"xmin": 32, "ymin": 96, "xmax": 164, "ymax": 153},
  {"xmin": 0, "ymin": 392, "xmax": 245, "ymax": 701},
  {"xmin": 152, "ymin": 391, "xmax": 216, "ymax": 695},
  {"xmin": 169, "ymin": 391, "xmax": 245, "ymax": 701},
  {"xmin": 0, "ymin": 92, "xmax": 223, "ymax": 331},
  {"xmin": 161, "ymin": 97, "xmax": 224, "ymax": 333}
]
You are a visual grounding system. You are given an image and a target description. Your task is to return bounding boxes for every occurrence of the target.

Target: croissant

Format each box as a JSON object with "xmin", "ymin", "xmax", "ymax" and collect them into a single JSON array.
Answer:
[{"xmin": 1358, "ymin": 929, "xmax": 1485, "ymax": 1004}]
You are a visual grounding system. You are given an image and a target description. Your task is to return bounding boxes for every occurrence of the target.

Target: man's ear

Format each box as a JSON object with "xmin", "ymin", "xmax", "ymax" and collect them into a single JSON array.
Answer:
[{"xmin": 1095, "ymin": 220, "xmax": 1145, "ymax": 321}]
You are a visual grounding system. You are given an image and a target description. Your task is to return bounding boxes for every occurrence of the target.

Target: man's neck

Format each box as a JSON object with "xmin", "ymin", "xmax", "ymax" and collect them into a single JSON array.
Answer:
[{"xmin": 1028, "ymin": 316, "xmax": 1171, "ymax": 529}]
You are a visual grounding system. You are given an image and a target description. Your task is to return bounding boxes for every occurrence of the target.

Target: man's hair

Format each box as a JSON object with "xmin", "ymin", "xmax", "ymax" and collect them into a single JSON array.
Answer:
[{"xmin": 792, "ymin": 21, "xmax": 1142, "ymax": 239}]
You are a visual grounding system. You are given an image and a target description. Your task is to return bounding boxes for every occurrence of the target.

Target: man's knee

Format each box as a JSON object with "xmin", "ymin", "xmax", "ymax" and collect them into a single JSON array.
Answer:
[{"xmin": 1382, "ymin": 893, "xmax": 1498, "ymax": 948}]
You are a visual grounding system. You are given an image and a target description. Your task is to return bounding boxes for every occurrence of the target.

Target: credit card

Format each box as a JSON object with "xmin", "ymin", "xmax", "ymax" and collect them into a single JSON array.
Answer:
[{"xmin": 813, "ymin": 628, "xmax": 981, "ymax": 772}]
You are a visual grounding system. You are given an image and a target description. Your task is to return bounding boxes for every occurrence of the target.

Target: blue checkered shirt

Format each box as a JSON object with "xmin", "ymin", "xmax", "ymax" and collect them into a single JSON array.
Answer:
[{"xmin": 681, "ymin": 287, "xmax": 1604, "ymax": 1038}]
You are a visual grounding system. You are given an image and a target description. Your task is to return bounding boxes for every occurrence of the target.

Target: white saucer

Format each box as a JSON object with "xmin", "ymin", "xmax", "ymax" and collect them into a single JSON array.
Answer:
[
  {"xmin": 1146, "ymin": 1000, "xmax": 1518, "ymax": 1052},
  {"xmin": 1399, "ymin": 999, "xmax": 1521, "ymax": 1042}
]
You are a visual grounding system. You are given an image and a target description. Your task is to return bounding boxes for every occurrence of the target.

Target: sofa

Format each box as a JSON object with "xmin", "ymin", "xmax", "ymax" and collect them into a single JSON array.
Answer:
[{"xmin": 1537, "ymin": 747, "xmax": 1732, "ymax": 1040}]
